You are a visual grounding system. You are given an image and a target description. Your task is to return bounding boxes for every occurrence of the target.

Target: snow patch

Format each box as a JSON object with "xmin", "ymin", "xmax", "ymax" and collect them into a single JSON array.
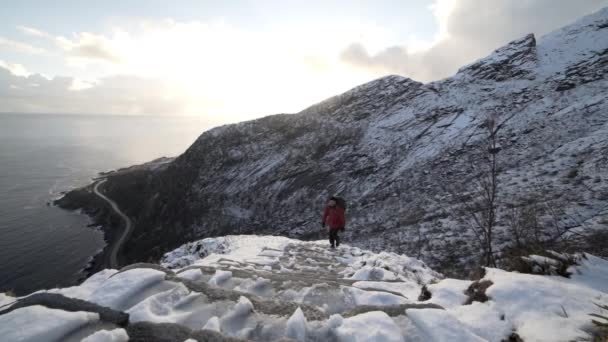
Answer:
[
  {"xmin": 427, "ymin": 278, "xmax": 472, "ymax": 309},
  {"xmin": 334, "ymin": 311, "xmax": 404, "ymax": 342},
  {"xmin": 81, "ymin": 328, "xmax": 129, "ymax": 342},
  {"xmin": 285, "ymin": 307, "xmax": 307, "ymax": 341},
  {"xmin": 88, "ymin": 268, "xmax": 166, "ymax": 310},
  {"xmin": 176, "ymin": 268, "xmax": 203, "ymax": 282},
  {"xmin": 0, "ymin": 305, "xmax": 99, "ymax": 342},
  {"xmin": 203, "ymin": 316, "xmax": 221, "ymax": 332},
  {"xmin": 407, "ymin": 308, "xmax": 486, "ymax": 342},
  {"xmin": 208, "ymin": 270, "xmax": 233, "ymax": 286}
]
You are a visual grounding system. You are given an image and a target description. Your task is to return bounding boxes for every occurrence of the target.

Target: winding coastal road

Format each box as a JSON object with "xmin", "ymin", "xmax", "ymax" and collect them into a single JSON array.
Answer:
[{"xmin": 93, "ymin": 179, "xmax": 132, "ymax": 269}]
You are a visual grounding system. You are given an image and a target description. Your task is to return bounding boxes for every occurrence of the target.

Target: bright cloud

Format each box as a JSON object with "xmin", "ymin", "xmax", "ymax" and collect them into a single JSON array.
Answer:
[
  {"xmin": 0, "ymin": 60, "xmax": 31, "ymax": 77},
  {"xmin": 57, "ymin": 32, "xmax": 123, "ymax": 65}
]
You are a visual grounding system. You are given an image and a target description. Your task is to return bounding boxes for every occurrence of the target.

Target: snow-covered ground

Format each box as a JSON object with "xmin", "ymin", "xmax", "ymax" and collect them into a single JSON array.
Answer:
[{"xmin": 1, "ymin": 235, "xmax": 606, "ymax": 341}]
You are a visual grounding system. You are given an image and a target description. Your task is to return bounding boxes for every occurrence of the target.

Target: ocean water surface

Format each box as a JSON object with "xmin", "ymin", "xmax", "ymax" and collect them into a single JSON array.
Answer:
[{"xmin": 0, "ymin": 113, "xmax": 210, "ymax": 295}]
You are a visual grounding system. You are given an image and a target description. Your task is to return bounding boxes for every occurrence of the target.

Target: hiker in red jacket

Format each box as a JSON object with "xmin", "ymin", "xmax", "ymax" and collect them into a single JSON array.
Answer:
[{"xmin": 322, "ymin": 196, "xmax": 346, "ymax": 248}]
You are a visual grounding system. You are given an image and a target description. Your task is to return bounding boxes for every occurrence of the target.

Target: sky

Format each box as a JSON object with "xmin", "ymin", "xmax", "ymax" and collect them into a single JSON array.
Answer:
[{"xmin": 1, "ymin": 0, "xmax": 607, "ymax": 124}]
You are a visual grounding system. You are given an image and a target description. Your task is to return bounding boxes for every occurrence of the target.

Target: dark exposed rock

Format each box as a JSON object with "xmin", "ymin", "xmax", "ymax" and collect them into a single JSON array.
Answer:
[
  {"xmin": 418, "ymin": 285, "xmax": 432, "ymax": 301},
  {"xmin": 344, "ymin": 303, "xmax": 444, "ymax": 317},
  {"xmin": 503, "ymin": 332, "xmax": 525, "ymax": 342},
  {"xmin": 465, "ymin": 280, "xmax": 494, "ymax": 304},
  {"xmin": 458, "ymin": 34, "xmax": 537, "ymax": 81}
]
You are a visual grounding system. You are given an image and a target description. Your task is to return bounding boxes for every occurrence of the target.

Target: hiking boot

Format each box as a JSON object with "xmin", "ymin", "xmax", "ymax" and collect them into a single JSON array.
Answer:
[{"xmin": 330, "ymin": 244, "xmax": 335, "ymax": 249}]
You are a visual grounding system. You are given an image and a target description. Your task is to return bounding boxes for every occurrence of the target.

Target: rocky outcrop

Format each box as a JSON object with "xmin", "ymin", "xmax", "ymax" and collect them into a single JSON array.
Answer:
[{"xmin": 457, "ymin": 33, "xmax": 537, "ymax": 81}]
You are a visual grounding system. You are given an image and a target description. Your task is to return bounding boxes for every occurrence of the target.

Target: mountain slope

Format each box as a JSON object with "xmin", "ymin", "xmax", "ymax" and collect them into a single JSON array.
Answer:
[{"xmin": 60, "ymin": 8, "xmax": 608, "ymax": 273}]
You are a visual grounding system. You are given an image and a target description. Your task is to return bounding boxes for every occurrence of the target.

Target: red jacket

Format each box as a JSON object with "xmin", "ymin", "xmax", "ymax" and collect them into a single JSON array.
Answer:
[{"xmin": 323, "ymin": 205, "xmax": 345, "ymax": 230}]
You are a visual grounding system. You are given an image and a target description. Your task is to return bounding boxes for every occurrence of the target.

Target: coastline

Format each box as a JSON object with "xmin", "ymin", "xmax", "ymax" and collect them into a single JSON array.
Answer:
[
  {"xmin": 54, "ymin": 180, "xmax": 123, "ymax": 279},
  {"xmin": 53, "ymin": 157, "xmax": 175, "ymax": 281}
]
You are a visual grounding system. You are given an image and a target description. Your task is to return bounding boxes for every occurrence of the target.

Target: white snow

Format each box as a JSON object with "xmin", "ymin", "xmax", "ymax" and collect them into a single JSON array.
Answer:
[
  {"xmin": 341, "ymin": 251, "xmax": 441, "ymax": 284},
  {"xmin": 0, "ymin": 305, "xmax": 99, "ymax": 342},
  {"xmin": 81, "ymin": 328, "xmax": 129, "ymax": 342},
  {"xmin": 161, "ymin": 235, "xmax": 293, "ymax": 269},
  {"xmin": 88, "ymin": 268, "xmax": 166, "ymax": 310},
  {"xmin": 333, "ymin": 311, "xmax": 405, "ymax": 342},
  {"xmin": 285, "ymin": 307, "xmax": 307, "ymax": 341},
  {"xmin": 482, "ymin": 265, "xmax": 608, "ymax": 342},
  {"xmin": 234, "ymin": 277, "xmax": 273, "ymax": 297},
  {"xmin": 567, "ymin": 254, "xmax": 608, "ymax": 292},
  {"xmin": 220, "ymin": 296, "xmax": 255, "ymax": 334},
  {"xmin": 46, "ymin": 268, "xmax": 118, "ymax": 301},
  {"xmin": 349, "ymin": 266, "xmax": 398, "ymax": 281},
  {"xmin": 426, "ymin": 278, "xmax": 472, "ymax": 309},
  {"xmin": 176, "ymin": 268, "xmax": 204, "ymax": 281},
  {"xmin": 344, "ymin": 286, "xmax": 409, "ymax": 306},
  {"xmin": 352, "ymin": 281, "xmax": 421, "ymax": 300},
  {"xmin": 203, "ymin": 316, "xmax": 221, "ymax": 332},
  {"xmin": 407, "ymin": 308, "xmax": 486, "ymax": 342},
  {"xmin": 127, "ymin": 283, "xmax": 202, "ymax": 324},
  {"xmin": 208, "ymin": 270, "xmax": 233, "ymax": 286},
  {"xmin": 447, "ymin": 302, "xmax": 512, "ymax": 342}
]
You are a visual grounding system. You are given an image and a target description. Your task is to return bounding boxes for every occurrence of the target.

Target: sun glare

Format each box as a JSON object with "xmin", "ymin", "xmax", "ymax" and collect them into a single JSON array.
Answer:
[{"xmin": 59, "ymin": 19, "xmax": 387, "ymax": 120}]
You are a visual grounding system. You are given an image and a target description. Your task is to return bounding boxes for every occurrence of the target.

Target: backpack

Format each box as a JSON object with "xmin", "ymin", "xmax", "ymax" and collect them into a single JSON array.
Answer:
[{"xmin": 334, "ymin": 197, "xmax": 347, "ymax": 210}]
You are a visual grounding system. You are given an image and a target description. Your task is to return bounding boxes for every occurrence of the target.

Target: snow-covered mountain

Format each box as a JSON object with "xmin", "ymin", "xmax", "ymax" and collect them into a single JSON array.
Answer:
[
  {"xmin": 59, "ymin": 8, "xmax": 608, "ymax": 274},
  {"xmin": 1, "ymin": 236, "xmax": 607, "ymax": 341}
]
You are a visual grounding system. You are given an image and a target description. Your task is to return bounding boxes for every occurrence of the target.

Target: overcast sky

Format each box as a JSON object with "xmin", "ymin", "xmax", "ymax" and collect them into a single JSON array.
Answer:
[{"xmin": 1, "ymin": 0, "xmax": 607, "ymax": 124}]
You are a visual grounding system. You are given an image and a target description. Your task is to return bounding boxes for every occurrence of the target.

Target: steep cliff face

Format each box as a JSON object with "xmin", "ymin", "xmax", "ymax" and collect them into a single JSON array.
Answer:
[{"xmin": 93, "ymin": 8, "xmax": 607, "ymax": 272}]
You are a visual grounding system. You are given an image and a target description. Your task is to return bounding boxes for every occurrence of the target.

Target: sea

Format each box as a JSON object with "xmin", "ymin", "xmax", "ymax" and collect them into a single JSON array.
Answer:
[{"xmin": 0, "ymin": 113, "xmax": 211, "ymax": 295}]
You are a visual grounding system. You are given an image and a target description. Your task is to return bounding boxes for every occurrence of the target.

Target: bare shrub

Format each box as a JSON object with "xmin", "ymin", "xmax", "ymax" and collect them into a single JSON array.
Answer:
[
  {"xmin": 589, "ymin": 304, "xmax": 608, "ymax": 341},
  {"xmin": 458, "ymin": 115, "xmax": 501, "ymax": 267}
]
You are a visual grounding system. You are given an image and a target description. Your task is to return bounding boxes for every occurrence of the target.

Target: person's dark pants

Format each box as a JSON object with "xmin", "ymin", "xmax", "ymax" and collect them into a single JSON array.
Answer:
[{"xmin": 329, "ymin": 228, "xmax": 340, "ymax": 247}]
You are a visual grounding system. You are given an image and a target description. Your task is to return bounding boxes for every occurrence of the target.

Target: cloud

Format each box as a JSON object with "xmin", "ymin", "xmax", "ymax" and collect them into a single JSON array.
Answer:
[
  {"xmin": 17, "ymin": 25, "xmax": 52, "ymax": 38},
  {"xmin": 56, "ymin": 32, "xmax": 123, "ymax": 64},
  {"xmin": 16, "ymin": 25, "xmax": 123, "ymax": 64},
  {"xmin": 341, "ymin": 0, "xmax": 608, "ymax": 81},
  {"xmin": 0, "ymin": 60, "xmax": 31, "ymax": 77},
  {"xmin": 0, "ymin": 36, "xmax": 46, "ymax": 54},
  {"xmin": 340, "ymin": 43, "xmax": 411, "ymax": 76},
  {"xmin": 0, "ymin": 63, "xmax": 185, "ymax": 116}
]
